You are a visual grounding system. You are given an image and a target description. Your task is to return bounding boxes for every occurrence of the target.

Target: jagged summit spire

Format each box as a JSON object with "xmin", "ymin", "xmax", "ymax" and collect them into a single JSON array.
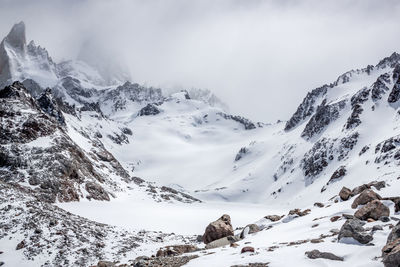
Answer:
[{"xmin": 4, "ymin": 21, "xmax": 26, "ymax": 51}]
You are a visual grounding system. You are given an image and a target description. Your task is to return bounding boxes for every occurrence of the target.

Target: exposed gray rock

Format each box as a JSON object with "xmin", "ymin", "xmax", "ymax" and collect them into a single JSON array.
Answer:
[
  {"xmin": 301, "ymin": 99, "xmax": 346, "ymax": 140},
  {"xmin": 285, "ymin": 85, "xmax": 328, "ymax": 131},
  {"xmin": 305, "ymin": 249, "xmax": 344, "ymax": 261},
  {"xmin": 138, "ymin": 103, "xmax": 160, "ymax": 116},
  {"xmin": 338, "ymin": 218, "xmax": 373, "ymax": 244}
]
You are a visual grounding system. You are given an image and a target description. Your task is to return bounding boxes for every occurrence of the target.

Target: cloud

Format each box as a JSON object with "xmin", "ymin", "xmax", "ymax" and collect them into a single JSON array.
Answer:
[{"xmin": 0, "ymin": 0, "xmax": 400, "ymax": 121}]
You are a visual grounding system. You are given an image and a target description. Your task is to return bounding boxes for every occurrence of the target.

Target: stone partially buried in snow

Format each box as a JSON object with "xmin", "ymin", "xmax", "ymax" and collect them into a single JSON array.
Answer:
[
  {"xmin": 240, "ymin": 224, "xmax": 260, "ymax": 239},
  {"xmin": 202, "ymin": 214, "xmax": 234, "ymax": 244},
  {"xmin": 338, "ymin": 218, "xmax": 373, "ymax": 244},
  {"xmin": 354, "ymin": 199, "xmax": 389, "ymax": 221},
  {"xmin": 305, "ymin": 249, "xmax": 344, "ymax": 261}
]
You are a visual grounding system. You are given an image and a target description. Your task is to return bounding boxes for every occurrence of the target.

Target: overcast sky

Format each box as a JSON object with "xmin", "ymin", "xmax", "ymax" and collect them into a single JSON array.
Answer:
[{"xmin": 1, "ymin": 0, "xmax": 400, "ymax": 122}]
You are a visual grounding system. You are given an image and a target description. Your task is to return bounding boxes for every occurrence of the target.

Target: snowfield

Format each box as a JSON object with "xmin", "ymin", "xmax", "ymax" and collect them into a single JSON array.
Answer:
[{"xmin": 1, "ymin": 21, "xmax": 400, "ymax": 267}]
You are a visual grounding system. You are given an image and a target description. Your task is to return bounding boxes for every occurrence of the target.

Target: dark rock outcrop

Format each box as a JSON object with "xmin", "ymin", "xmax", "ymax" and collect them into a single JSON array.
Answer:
[
  {"xmin": 217, "ymin": 112, "xmax": 257, "ymax": 130},
  {"xmin": 138, "ymin": 103, "xmax": 161, "ymax": 116},
  {"xmin": 285, "ymin": 85, "xmax": 328, "ymax": 131},
  {"xmin": 328, "ymin": 166, "xmax": 346, "ymax": 184},
  {"xmin": 301, "ymin": 99, "xmax": 346, "ymax": 140}
]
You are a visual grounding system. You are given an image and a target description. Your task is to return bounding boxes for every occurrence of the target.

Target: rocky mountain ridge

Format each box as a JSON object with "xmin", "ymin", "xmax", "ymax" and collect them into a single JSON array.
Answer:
[{"xmin": 0, "ymin": 21, "xmax": 400, "ymax": 267}]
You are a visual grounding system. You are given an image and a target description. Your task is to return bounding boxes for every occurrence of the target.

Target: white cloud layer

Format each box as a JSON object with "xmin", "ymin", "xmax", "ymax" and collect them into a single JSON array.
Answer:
[{"xmin": 1, "ymin": 0, "xmax": 400, "ymax": 121}]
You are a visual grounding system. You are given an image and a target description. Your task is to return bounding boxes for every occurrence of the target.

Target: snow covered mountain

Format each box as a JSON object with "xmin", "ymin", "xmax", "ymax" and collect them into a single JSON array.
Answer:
[{"xmin": 1, "ymin": 21, "xmax": 400, "ymax": 267}]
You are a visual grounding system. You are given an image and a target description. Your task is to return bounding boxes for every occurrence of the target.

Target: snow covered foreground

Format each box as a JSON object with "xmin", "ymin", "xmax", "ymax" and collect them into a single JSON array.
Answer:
[{"xmin": 0, "ymin": 21, "xmax": 400, "ymax": 267}]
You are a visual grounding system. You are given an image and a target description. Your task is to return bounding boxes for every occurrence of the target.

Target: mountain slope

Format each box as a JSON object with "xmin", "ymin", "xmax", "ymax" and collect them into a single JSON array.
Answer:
[{"xmin": 0, "ymin": 21, "xmax": 400, "ymax": 267}]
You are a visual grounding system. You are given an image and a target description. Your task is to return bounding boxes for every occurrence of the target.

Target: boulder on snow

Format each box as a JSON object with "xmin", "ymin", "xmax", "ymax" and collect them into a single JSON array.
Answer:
[
  {"xmin": 314, "ymin": 202, "xmax": 325, "ymax": 208},
  {"xmin": 241, "ymin": 246, "xmax": 255, "ymax": 253},
  {"xmin": 339, "ymin": 186, "xmax": 352, "ymax": 201},
  {"xmin": 305, "ymin": 249, "xmax": 344, "ymax": 261},
  {"xmin": 338, "ymin": 218, "xmax": 373, "ymax": 244},
  {"xmin": 202, "ymin": 214, "xmax": 234, "ymax": 244},
  {"xmin": 240, "ymin": 224, "xmax": 260, "ymax": 239},
  {"xmin": 351, "ymin": 189, "xmax": 382, "ymax": 209},
  {"xmin": 354, "ymin": 199, "xmax": 390, "ymax": 221},
  {"xmin": 383, "ymin": 222, "xmax": 400, "ymax": 267}
]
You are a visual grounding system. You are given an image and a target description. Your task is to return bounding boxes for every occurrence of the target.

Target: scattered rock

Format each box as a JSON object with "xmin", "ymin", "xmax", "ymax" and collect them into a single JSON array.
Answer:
[
  {"xmin": 288, "ymin": 208, "xmax": 311, "ymax": 217},
  {"xmin": 381, "ymin": 216, "xmax": 391, "ymax": 222},
  {"xmin": 373, "ymin": 225, "xmax": 383, "ymax": 231},
  {"xmin": 133, "ymin": 255, "xmax": 199, "ymax": 267},
  {"xmin": 231, "ymin": 263, "xmax": 269, "ymax": 267},
  {"xmin": 351, "ymin": 189, "xmax": 382, "ymax": 209},
  {"xmin": 310, "ymin": 238, "xmax": 324, "ymax": 243},
  {"xmin": 338, "ymin": 218, "xmax": 373, "ymax": 244},
  {"xmin": 330, "ymin": 216, "xmax": 341, "ymax": 222},
  {"xmin": 264, "ymin": 215, "xmax": 283, "ymax": 222},
  {"xmin": 156, "ymin": 245, "xmax": 198, "ymax": 257},
  {"xmin": 97, "ymin": 261, "xmax": 115, "ymax": 267},
  {"xmin": 305, "ymin": 249, "xmax": 344, "ymax": 261},
  {"xmin": 354, "ymin": 200, "xmax": 390, "ymax": 221},
  {"xmin": 241, "ymin": 246, "xmax": 255, "ymax": 253},
  {"xmin": 240, "ymin": 224, "xmax": 260, "ymax": 239},
  {"xmin": 202, "ymin": 214, "xmax": 234, "ymax": 244},
  {"xmin": 339, "ymin": 186, "xmax": 352, "ymax": 201},
  {"xmin": 314, "ymin": 202, "xmax": 324, "ymax": 208}
]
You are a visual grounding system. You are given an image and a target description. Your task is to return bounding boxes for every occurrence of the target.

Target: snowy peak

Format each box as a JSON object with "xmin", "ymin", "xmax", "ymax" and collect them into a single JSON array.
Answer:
[{"xmin": 4, "ymin": 21, "xmax": 26, "ymax": 51}]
